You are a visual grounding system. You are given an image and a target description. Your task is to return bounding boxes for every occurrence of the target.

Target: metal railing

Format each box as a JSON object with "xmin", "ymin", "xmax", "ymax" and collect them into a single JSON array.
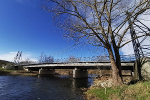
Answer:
[{"xmin": 22, "ymin": 55, "xmax": 136, "ymax": 65}]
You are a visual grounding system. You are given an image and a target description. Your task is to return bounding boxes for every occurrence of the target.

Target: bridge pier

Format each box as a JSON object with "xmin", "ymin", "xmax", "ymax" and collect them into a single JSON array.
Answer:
[
  {"xmin": 39, "ymin": 68, "xmax": 55, "ymax": 75},
  {"xmin": 73, "ymin": 68, "xmax": 88, "ymax": 78}
]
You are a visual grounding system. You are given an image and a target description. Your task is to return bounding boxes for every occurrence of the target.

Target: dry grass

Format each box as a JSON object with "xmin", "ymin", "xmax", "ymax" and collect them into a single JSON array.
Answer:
[
  {"xmin": 55, "ymin": 69, "xmax": 73, "ymax": 75},
  {"xmin": 86, "ymin": 81, "xmax": 150, "ymax": 100}
]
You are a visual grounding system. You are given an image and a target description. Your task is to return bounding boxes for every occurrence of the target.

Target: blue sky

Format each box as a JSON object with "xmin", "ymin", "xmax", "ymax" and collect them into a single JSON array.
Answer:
[
  {"xmin": 1, "ymin": 0, "xmax": 149, "ymax": 62},
  {"xmin": 0, "ymin": 0, "xmax": 103, "ymax": 61}
]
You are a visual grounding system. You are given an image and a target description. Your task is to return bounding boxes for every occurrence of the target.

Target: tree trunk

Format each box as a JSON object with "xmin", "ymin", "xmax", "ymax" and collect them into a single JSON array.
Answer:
[
  {"xmin": 108, "ymin": 48, "xmax": 123, "ymax": 86},
  {"xmin": 113, "ymin": 44, "xmax": 123, "ymax": 80},
  {"xmin": 110, "ymin": 29, "xmax": 122, "ymax": 79}
]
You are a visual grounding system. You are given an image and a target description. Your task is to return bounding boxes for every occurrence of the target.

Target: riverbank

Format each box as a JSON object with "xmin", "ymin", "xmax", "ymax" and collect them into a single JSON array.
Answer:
[
  {"xmin": 0, "ymin": 68, "xmax": 74, "ymax": 76},
  {"xmin": 1, "ymin": 68, "xmax": 140, "ymax": 100},
  {"xmin": 0, "ymin": 68, "xmax": 38, "ymax": 76},
  {"xmin": 0, "ymin": 68, "xmax": 109, "ymax": 76},
  {"xmin": 85, "ymin": 80, "xmax": 150, "ymax": 100}
]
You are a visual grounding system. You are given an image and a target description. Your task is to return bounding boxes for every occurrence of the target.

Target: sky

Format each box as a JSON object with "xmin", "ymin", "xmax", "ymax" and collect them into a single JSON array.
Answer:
[
  {"xmin": 0, "ymin": 0, "xmax": 149, "ymax": 62},
  {"xmin": 0, "ymin": 0, "xmax": 102, "ymax": 62}
]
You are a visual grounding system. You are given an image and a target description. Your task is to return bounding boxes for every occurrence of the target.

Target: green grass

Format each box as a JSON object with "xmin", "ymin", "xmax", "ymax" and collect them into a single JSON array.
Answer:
[
  {"xmin": 86, "ymin": 87, "xmax": 123, "ymax": 100},
  {"xmin": 86, "ymin": 81, "xmax": 150, "ymax": 100},
  {"xmin": 0, "ymin": 68, "xmax": 16, "ymax": 73},
  {"xmin": 0, "ymin": 60, "xmax": 15, "ymax": 74}
]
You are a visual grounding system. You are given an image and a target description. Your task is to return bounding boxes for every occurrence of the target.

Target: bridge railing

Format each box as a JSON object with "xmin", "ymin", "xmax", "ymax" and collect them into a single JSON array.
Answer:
[
  {"xmin": 120, "ymin": 55, "xmax": 136, "ymax": 62},
  {"xmin": 19, "ymin": 55, "xmax": 136, "ymax": 65},
  {"xmin": 53, "ymin": 55, "xmax": 136, "ymax": 63}
]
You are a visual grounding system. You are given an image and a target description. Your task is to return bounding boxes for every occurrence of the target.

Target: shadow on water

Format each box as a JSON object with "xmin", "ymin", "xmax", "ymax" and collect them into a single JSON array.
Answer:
[
  {"xmin": 72, "ymin": 78, "xmax": 88, "ymax": 88},
  {"xmin": 36, "ymin": 75, "xmax": 93, "ymax": 100},
  {"xmin": 38, "ymin": 74, "xmax": 94, "ymax": 88},
  {"xmin": 37, "ymin": 74, "xmax": 91, "ymax": 88},
  {"xmin": 0, "ymin": 75, "xmax": 94, "ymax": 100}
]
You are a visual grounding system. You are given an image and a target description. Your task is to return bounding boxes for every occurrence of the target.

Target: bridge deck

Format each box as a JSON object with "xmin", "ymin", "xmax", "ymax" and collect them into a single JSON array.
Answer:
[{"xmin": 23, "ymin": 62, "xmax": 134, "ymax": 71}]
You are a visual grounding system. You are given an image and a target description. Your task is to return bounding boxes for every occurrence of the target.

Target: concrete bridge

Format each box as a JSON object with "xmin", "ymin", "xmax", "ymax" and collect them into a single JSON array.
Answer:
[{"xmin": 22, "ymin": 61, "xmax": 134, "ymax": 78}]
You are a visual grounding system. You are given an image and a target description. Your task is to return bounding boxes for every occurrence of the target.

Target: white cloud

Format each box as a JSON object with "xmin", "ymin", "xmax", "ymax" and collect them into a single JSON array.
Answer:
[
  {"xmin": 120, "ymin": 42, "xmax": 134, "ymax": 55},
  {"xmin": 120, "ymin": 14, "xmax": 150, "ymax": 56},
  {"xmin": 0, "ymin": 52, "xmax": 38, "ymax": 62},
  {"xmin": 0, "ymin": 52, "xmax": 17, "ymax": 62}
]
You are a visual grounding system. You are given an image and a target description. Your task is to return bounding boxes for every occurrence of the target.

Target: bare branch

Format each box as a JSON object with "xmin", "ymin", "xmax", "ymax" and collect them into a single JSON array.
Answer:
[{"xmin": 120, "ymin": 33, "xmax": 150, "ymax": 48}]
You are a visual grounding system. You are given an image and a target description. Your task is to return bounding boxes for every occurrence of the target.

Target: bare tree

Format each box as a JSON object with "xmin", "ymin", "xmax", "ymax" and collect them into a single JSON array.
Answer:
[
  {"xmin": 43, "ymin": 0, "xmax": 150, "ymax": 86},
  {"xmin": 67, "ymin": 55, "xmax": 80, "ymax": 62},
  {"xmin": 20, "ymin": 58, "xmax": 34, "ymax": 64},
  {"xmin": 39, "ymin": 52, "xmax": 54, "ymax": 63},
  {"xmin": 95, "ymin": 55, "xmax": 109, "ymax": 62}
]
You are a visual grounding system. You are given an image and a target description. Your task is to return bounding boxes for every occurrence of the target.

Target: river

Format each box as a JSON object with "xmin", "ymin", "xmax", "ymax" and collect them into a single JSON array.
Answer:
[{"xmin": 0, "ymin": 75, "xmax": 95, "ymax": 100}]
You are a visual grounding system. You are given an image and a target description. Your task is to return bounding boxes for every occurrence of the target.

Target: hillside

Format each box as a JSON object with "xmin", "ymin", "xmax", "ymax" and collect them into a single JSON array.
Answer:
[{"xmin": 0, "ymin": 60, "xmax": 12, "ymax": 67}]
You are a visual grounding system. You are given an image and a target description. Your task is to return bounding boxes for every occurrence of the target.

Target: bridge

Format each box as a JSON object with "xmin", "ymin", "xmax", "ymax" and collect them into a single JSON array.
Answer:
[
  {"xmin": 22, "ymin": 61, "xmax": 134, "ymax": 78},
  {"xmin": 15, "ymin": 17, "xmax": 150, "ymax": 78}
]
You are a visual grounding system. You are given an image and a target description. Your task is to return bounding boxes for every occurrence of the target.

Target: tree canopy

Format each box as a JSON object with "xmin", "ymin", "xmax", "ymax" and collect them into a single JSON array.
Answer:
[{"xmin": 43, "ymin": 0, "xmax": 150, "ymax": 86}]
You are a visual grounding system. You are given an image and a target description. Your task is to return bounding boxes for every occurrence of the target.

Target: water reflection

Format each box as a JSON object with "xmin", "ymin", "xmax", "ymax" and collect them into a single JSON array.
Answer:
[
  {"xmin": 72, "ymin": 78, "xmax": 88, "ymax": 91},
  {"xmin": 0, "ymin": 75, "xmax": 94, "ymax": 100}
]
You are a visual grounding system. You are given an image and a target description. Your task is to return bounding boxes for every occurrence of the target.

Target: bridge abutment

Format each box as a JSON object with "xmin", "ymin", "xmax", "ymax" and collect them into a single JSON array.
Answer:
[
  {"xmin": 73, "ymin": 68, "xmax": 88, "ymax": 78},
  {"xmin": 39, "ymin": 68, "xmax": 55, "ymax": 75}
]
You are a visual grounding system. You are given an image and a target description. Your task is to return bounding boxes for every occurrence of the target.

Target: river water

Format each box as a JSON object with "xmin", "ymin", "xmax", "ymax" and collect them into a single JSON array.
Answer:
[{"xmin": 0, "ymin": 75, "xmax": 95, "ymax": 100}]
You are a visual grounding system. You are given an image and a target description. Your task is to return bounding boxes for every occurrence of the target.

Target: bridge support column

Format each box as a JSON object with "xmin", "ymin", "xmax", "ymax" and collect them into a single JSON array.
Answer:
[
  {"xmin": 39, "ymin": 68, "xmax": 55, "ymax": 75},
  {"xmin": 73, "ymin": 68, "xmax": 88, "ymax": 78}
]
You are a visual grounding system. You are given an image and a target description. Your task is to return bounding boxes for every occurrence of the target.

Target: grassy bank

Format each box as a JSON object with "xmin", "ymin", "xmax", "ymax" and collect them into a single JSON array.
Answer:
[
  {"xmin": 86, "ymin": 81, "xmax": 150, "ymax": 100},
  {"xmin": 0, "ymin": 60, "xmax": 12, "ymax": 66},
  {"xmin": 0, "ymin": 68, "xmax": 16, "ymax": 75},
  {"xmin": 0, "ymin": 68, "xmax": 39, "ymax": 76}
]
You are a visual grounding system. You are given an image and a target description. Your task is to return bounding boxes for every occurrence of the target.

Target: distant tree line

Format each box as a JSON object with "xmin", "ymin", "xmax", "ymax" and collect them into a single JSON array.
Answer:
[{"xmin": 39, "ymin": 52, "xmax": 54, "ymax": 63}]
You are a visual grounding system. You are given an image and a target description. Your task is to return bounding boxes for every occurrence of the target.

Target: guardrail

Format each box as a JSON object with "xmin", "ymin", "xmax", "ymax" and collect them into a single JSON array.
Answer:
[{"xmin": 18, "ymin": 55, "xmax": 136, "ymax": 65}]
